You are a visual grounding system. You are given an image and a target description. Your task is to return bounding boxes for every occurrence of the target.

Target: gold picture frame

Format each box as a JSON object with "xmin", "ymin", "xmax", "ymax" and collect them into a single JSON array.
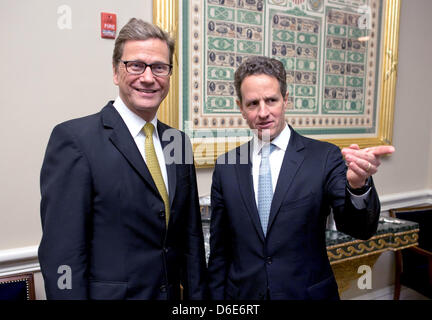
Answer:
[{"xmin": 154, "ymin": 0, "xmax": 400, "ymax": 168}]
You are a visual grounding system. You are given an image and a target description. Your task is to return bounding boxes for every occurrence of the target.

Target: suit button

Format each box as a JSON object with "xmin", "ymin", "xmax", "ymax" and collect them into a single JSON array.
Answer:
[
  {"xmin": 266, "ymin": 257, "xmax": 272, "ymax": 265},
  {"xmin": 163, "ymin": 247, "xmax": 169, "ymax": 253},
  {"xmin": 160, "ymin": 285, "xmax": 167, "ymax": 292},
  {"xmin": 159, "ymin": 210, "xmax": 165, "ymax": 218}
]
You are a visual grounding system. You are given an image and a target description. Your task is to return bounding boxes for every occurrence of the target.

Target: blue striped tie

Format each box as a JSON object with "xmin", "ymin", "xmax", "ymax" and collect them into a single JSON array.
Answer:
[{"xmin": 258, "ymin": 143, "xmax": 276, "ymax": 236}]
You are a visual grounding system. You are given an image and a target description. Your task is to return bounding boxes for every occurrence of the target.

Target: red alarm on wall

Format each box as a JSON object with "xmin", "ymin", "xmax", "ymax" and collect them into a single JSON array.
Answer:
[{"xmin": 101, "ymin": 12, "xmax": 116, "ymax": 39}]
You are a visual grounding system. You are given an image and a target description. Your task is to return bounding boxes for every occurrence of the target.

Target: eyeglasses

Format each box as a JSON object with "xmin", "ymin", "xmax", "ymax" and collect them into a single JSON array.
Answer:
[{"xmin": 121, "ymin": 60, "xmax": 172, "ymax": 76}]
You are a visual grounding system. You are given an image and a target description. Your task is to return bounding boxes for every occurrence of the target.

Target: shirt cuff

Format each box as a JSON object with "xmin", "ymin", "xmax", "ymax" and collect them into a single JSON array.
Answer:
[{"xmin": 347, "ymin": 178, "xmax": 372, "ymax": 210}]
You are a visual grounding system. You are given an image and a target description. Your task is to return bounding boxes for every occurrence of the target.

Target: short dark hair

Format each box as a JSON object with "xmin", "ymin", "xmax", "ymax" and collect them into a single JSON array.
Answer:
[
  {"xmin": 112, "ymin": 18, "xmax": 175, "ymax": 69},
  {"xmin": 234, "ymin": 56, "xmax": 287, "ymax": 102}
]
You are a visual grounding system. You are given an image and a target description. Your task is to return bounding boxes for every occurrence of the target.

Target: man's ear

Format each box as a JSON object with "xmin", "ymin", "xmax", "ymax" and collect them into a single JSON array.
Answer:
[
  {"xmin": 113, "ymin": 64, "xmax": 119, "ymax": 86},
  {"xmin": 283, "ymin": 91, "xmax": 289, "ymax": 111},
  {"xmin": 236, "ymin": 99, "xmax": 246, "ymax": 119}
]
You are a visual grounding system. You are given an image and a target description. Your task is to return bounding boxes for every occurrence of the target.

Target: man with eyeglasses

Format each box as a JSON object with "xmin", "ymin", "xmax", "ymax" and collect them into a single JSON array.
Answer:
[{"xmin": 38, "ymin": 18, "xmax": 207, "ymax": 300}]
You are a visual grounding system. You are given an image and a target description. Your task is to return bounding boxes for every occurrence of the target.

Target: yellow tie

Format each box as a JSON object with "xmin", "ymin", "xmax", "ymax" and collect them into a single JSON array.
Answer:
[{"xmin": 143, "ymin": 122, "xmax": 170, "ymax": 227}]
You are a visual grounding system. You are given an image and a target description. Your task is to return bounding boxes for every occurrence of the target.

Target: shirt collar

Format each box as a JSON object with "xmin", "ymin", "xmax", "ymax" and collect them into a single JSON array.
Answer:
[
  {"xmin": 252, "ymin": 123, "xmax": 291, "ymax": 156},
  {"xmin": 113, "ymin": 96, "xmax": 159, "ymax": 138}
]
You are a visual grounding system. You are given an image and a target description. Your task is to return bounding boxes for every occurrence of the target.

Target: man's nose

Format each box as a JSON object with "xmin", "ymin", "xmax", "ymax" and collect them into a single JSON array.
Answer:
[
  {"xmin": 139, "ymin": 66, "xmax": 155, "ymax": 82},
  {"xmin": 257, "ymin": 102, "xmax": 269, "ymax": 118}
]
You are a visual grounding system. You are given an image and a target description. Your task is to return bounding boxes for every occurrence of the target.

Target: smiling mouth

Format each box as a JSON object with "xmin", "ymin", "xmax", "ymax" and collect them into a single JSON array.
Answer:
[{"xmin": 134, "ymin": 88, "xmax": 158, "ymax": 94}]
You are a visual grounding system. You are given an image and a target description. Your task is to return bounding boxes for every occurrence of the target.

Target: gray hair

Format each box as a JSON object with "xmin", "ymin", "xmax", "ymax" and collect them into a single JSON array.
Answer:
[
  {"xmin": 234, "ymin": 56, "xmax": 287, "ymax": 102},
  {"xmin": 112, "ymin": 18, "xmax": 175, "ymax": 69}
]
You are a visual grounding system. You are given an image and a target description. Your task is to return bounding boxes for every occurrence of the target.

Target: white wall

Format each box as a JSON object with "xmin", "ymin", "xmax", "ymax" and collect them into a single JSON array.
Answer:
[
  {"xmin": 1, "ymin": 0, "xmax": 432, "ymax": 299},
  {"xmin": 0, "ymin": 0, "xmax": 152, "ymax": 250},
  {"xmin": 0, "ymin": 0, "xmax": 153, "ymax": 300},
  {"xmin": 370, "ymin": 0, "xmax": 432, "ymax": 196}
]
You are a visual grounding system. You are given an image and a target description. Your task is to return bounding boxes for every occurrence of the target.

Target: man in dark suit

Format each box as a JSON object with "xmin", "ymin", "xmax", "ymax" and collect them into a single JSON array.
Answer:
[
  {"xmin": 38, "ymin": 18, "xmax": 207, "ymax": 300},
  {"xmin": 208, "ymin": 56, "xmax": 395, "ymax": 300}
]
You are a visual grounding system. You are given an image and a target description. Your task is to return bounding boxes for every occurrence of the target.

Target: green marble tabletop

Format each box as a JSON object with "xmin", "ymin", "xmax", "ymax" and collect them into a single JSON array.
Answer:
[
  {"xmin": 326, "ymin": 217, "xmax": 419, "ymax": 264},
  {"xmin": 325, "ymin": 217, "xmax": 419, "ymax": 246}
]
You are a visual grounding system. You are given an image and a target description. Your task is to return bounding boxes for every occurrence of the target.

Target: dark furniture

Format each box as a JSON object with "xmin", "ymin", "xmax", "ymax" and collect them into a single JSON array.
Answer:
[
  {"xmin": 389, "ymin": 205, "xmax": 432, "ymax": 300},
  {"xmin": 0, "ymin": 273, "xmax": 36, "ymax": 300}
]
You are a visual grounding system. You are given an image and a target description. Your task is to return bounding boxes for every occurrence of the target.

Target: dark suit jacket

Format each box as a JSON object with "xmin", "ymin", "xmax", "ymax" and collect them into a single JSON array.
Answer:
[
  {"xmin": 38, "ymin": 101, "xmax": 207, "ymax": 300},
  {"xmin": 208, "ymin": 127, "xmax": 380, "ymax": 300}
]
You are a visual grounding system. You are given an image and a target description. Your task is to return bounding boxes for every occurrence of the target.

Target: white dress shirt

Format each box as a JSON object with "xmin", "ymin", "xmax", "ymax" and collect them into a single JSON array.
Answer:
[
  {"xmin": 252, "ymin": 124, "xmax": 291, "ymax": 205},
  {"xmin": 251, "ymin": 123, "xmax": 369, "ymax": 209},
  {"xmin": 113, "ymin": 96, "xmax": 169, "ymax": 194}
]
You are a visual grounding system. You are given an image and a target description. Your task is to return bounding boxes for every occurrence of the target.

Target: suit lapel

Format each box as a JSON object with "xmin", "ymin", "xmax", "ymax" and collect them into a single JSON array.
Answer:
[
  {"xmin": 157, "ymin": 121, "xmax": 176, "ymax": 206},
  {"xmin": 267, "ymin": 129, "xmax": 305, "ymax": 233},
  {"xmin": 235, "ymin": 141, "xmax": 265, "ymax": 242},
  {"xmin": 101, "ymin": 103, "xmax": 159, "ymax": 195}
]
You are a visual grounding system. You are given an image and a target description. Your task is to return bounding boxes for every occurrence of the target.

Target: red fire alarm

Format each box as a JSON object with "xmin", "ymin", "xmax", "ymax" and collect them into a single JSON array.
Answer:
[{"xmin": 101, "ymin": 12, "xmax": 116, "ymax": 39}]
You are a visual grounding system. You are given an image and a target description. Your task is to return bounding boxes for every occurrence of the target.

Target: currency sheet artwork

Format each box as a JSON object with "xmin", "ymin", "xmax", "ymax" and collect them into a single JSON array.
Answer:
[{"xmin": 182, "ymin": 0, "xmax": 382, "ymax": 140}]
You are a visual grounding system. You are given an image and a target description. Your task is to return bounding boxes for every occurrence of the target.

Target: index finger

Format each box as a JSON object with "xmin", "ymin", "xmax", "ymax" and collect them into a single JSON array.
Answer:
[{"xmin": 367, "ymin": 145, "xmax": 395, "ymax": 156}]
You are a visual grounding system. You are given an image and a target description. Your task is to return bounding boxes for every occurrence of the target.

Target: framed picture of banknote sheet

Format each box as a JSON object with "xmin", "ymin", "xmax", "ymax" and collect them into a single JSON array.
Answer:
[{"xmin": 153, "ymin": 0, "xmax": 400, "ymax": 168}]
